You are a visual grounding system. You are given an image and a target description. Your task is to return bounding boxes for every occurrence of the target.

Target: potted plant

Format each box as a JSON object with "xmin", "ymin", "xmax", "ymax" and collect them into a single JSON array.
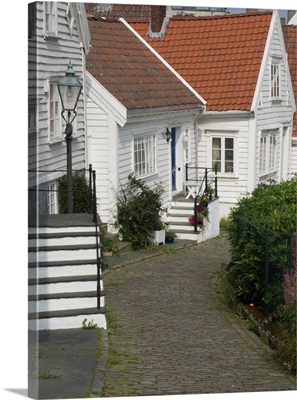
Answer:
[
  {"xmin": 165, "ymin": 231, "xmax": 176, "ymax": 244},
  {"xmin": 206, "ymin": 185, "xmax": 214, "ymax": 201},
  {"xmin": 200, "ymin": 193, "xmax": 209, "ymax": 207}
]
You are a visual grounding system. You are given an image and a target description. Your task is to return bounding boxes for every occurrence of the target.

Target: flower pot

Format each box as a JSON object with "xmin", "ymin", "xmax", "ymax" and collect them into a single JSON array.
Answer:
[{"xmin": 150, "ymin": 229, "xmax": 165, "ymax": 245}]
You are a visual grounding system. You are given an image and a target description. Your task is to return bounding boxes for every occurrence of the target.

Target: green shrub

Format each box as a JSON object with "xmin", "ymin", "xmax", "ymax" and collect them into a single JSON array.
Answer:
[
  {"xmin": 57, "ymin": 172, "xmax": 90, "ymax": 213},
  {"xmin": 227, "ymin": 176, "xmax": 297, "ymax": 311},
  {"xmin": 115, "ymin": 174, "xmax": 165, "ymax": 249}
]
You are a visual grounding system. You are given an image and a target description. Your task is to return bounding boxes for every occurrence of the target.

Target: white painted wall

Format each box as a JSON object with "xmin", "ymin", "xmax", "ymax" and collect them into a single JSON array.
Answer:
[
  {"xmin": 198, "ymin": 113, "xmax": 250, "ymax": 218},
  {"xmin": 253, "ymin": 13, "xmax": 295, "ymax": 185},
  {"xmin": 118, "ymin": 112, "xmax": 198, "ymax": 206},
  {"xmin": 28, "ymin": 2, "xmax": 90, "ymax": 217},
  {"xmin": 85, "ymin": 73, "xmax": 126, "ymax": 227}
]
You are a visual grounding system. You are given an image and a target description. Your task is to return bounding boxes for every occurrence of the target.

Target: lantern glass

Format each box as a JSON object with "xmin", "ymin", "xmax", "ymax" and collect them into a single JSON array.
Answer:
[
  {"xmin": 57, "ymin": 63, "xmax": 82, "ymax": 112},
  {"xmin": 58, "ymin": 83, "xmax": 82, "ymax": 111}
]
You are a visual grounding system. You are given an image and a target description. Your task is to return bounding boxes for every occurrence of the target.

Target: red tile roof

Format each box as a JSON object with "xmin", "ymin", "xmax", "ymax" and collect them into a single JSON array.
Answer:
[
  {"xmin": 86, "ymin": 18, "xmax": 203, "ymax": 113},
  {"xmin": 131, "ymin": 12, "xmax": 273, "ymax": 112},
  {"xmin": 282, "ymin": 25, "xmax": 297, "ymax": 137}
]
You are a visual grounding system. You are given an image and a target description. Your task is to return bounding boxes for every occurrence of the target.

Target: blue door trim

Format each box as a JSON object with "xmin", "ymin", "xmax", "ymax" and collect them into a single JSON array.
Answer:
[{"xmin": 171, "ymin": 128, "xmax": 176, "ymax": 191}]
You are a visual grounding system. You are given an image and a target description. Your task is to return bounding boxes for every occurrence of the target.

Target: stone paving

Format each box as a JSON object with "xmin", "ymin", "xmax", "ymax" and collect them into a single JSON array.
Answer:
[{"xmin": 102, "ymin": 236, "xmax": 296, "ymax": 397}]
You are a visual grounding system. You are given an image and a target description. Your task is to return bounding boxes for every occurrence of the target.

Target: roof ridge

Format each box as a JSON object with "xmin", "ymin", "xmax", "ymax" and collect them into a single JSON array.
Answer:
[{"xmin": 171, "ymin": 11, "xmax": 273, "ymax": 21}]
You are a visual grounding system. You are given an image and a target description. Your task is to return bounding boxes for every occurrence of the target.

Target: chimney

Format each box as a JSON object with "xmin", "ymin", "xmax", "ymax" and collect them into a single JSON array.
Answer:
[
  {"xmin": 246, "ymin": 8, "xmax": 258, "ymax": 13},
  {"xmin": 150, "ymin": 6, "xmax": 167, "ymax": 34},
  {"xmin": 288, "ymin": 10, "xmax": 296, "ymax": 22}
]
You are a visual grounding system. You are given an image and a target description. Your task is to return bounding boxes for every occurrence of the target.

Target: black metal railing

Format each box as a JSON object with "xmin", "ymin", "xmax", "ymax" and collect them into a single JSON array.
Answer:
[
  {"xmin": 28, "ymin": 164, "xmax": 102, "ymax": 310},
  {"xmin": 185, "ymin": 164, "xmax": 218, "ymax": 232},
  {"xmin": 185, "ymin": 163, "xmax": 218, "ymax": 199}
]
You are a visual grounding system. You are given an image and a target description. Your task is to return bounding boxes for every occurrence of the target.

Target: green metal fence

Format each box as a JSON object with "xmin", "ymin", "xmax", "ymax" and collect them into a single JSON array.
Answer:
[{"xmin": 237, "ymin": 216, "xmax": 296, "ymax": 297}]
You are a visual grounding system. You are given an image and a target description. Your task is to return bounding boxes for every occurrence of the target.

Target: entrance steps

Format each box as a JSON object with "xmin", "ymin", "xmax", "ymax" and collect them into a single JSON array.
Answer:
[
  {"xmin": 167, "ymin": 198, "xmax": 201, "ymax": 241},
  {"xmin": 28, "ymin": 215, "xmax": 106, "ymax": 331}
]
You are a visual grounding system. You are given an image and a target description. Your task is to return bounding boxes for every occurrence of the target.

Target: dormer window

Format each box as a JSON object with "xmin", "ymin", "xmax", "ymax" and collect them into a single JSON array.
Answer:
[
  {"xmin": 44, "ymin": 2, "xmax": 58, "ymax": 38},
  {"xmin": 270, "ymin": 58, "xmax": 282, "ymax": 100}
]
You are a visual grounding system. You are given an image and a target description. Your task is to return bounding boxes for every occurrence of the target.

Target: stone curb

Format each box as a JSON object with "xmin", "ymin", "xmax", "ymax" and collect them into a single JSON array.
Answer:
[
  {"xmin": 103, "ymin": 242, "xmax": 197, "ymax": 274},
  {"xmin": 90, "ymin": 329, "xmax": 109, "ymax": 397}
]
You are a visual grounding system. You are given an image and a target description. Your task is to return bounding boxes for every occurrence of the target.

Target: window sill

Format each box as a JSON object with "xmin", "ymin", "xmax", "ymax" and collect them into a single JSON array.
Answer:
[
  {"xmin": 135, "ymin": 171, "xmax": 159, "ymax": 180},
  {"xmin": 43, "ymin": 33, "xmax": 59, "ymax": 41},
  {"xmin": 48, "ymin": 138, "xmax": 64, "ymax": 145},
  {"xmin": 259, "ymin": 170, "xmax": 277, "ymax": 179},
  {"xmin": 216, "ymin": 173, "xmax": 238, "ymax": 179}
]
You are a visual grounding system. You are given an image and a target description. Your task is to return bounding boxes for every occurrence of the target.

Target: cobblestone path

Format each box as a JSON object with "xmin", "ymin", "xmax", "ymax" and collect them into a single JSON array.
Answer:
[{"xmin": 102, "ymin": 236, "xmax": 296, "ymax": 397}]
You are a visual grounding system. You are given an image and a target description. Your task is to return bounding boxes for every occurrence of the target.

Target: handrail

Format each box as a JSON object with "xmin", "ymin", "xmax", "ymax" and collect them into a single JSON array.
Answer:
[
  {"xmin": 185, "ymin": 163, "xmax": 218, "ymax": 199},
  {"xmin": 92, "ymin": 169, "xmax": 101, "ymax": 310},
  {"xmin": 186, "ymin": 164, "xmax": 218, "ymax": 232},
  {"xmin": 28, "ymin": 164, "xmax": 102, "ymax": 310}
]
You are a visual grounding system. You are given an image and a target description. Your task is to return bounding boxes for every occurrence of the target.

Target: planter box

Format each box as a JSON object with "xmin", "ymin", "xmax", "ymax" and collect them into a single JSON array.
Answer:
[{"xmin": 150, "ymin": 229, "xmax": 165, "ymax": 245}]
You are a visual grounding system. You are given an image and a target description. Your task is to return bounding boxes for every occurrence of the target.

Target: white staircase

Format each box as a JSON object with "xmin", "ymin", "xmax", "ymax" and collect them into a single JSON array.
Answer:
[
  {"xmin": 167, "ymin": 198, "xmax": 201, "ymax": 241},
  {"xmin": 167, "ymin": 196, "xmax": 220, "ymax": 242},
  {"xmin": 28, "ymin": 215, "xmax": 106, "ymax": 331}
]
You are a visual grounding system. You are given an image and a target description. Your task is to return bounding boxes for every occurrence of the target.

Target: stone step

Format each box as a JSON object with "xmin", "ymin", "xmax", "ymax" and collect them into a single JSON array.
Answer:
[
  {"xmin": 169, "ymin": 223, "xmax": 197, "ymax": 232},
  {"xmin": 28, "ymin": 274, "xmax": 103, "ymax": 287},
  {"xmin": 28, "ymin": 235, "xmax": 98, "ymax": 249},
  {"xmin": 29, "ymin": 296, "xmax": 105, "ymax": 314},
  {"xmin": 28, "ymin": 290, "xmax": 102, "ymax": 301},
  {"xmin": 167, "ymin": 215, "xmax": 192, "ymax": 223},
  {"xmin": 29, "ymin": 280, "xmax": 104, "ymax": 296},
  {"xmin": 28, "ymin": 248, "xmax": 97, "ymax": 264},
  {"xmin": 175, "ymin": 232, "xmax": 200, "ymax": 241},
  {"xmin": 28, "ymin": 263, "xmax": 99, "ymax": 280},
  {"xmin": 28, "ymin": 308, "xmax": 107, "ymax": 331}
]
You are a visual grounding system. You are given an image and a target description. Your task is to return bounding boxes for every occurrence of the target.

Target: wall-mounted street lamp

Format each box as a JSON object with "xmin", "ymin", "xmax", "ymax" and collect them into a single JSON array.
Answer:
[
  {"xmin": 57, "ymin": 62, "xmax": 82, "ymax": 213},
  {"xmin": 165, "ymin": 128, "xmax": 171, "ymax": 143}
]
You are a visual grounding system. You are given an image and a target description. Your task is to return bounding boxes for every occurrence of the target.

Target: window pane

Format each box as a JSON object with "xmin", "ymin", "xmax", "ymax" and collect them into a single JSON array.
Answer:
[
  {"xmin": 225, "ymin": 138, "xmax": 234, "ymax": 172},
  {"xmin": 134, "ymin": 135, "xmax": 155, "ymax": 177},
  {"xmin": 225, "ymin": 138, "xmax": 234, "ymax": 150},
  {"xmin": 212, "ymin": 138, "xmax": 221, "ymax": 169}
]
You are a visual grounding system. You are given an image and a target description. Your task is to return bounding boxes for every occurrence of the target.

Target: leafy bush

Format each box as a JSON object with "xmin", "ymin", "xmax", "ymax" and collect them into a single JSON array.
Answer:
[
  {"xmin": 57, "ymin": 172, "xmax": 90, "ymax": 213},
  {"xmin": 115, "ymin": 174, "xmax": 165, "ymax": 249},
  {"xmin": 227, "ymin": 176, "xmax": 297, "ymax": 311}
]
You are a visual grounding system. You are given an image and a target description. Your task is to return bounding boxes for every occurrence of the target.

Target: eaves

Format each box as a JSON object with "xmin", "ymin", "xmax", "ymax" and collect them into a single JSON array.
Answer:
[{"xmin": 127, "ymin": 104, "xmax": 205, "ymax": 119}]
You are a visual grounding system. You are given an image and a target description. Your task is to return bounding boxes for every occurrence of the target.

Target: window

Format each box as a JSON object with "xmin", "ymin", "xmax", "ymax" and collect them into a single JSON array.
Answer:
[
  {"xmin": 183, "ymin": 129, "xmax": 190, "ymax": 163},
  {"xmin": 28, "ymin": 3, "xmax": 36, "ymax": 38},
  {"xmin": 49, "ymin": 83, "xmax": 63, "ymax": 141},
  {"xmin": 28, "ymin": 102, "xmax": 37, "ymax": 133},
  {"xmin": 270, "ymin": 59, "xmax": 281, "ymax": 100},
  {"xmin": 212, "ymin": 137, "xmax": 234, "ymax": 173},
  {"xmin": 47, "ymin": 182, "xmax": 56, "ymax": 214},
  {"xmin": 259, "ymin": 130, "xmax": 277, "ymax": 175},
  {"xmin": 44, "ymin": 2, "xmax": 58, "ymax": 37},
  {"xmin": 134, "ymin": 135, "xmax": 156, "ymax": 177}
]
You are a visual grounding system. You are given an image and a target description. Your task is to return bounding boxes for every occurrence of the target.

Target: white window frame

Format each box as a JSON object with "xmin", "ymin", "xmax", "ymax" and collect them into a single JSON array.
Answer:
[
  {"xmin": 183, "ymin": 128, "xmax": 190, "ymax": 164},
  {"xmin": 259, "ymin": 129, "xmax": 278, "ymax": 176},
  {"xmin": 134, "ymin": 134, "xmax": 156, "ymax": 178},
  {"xmin": 28, "ymin": 100, "xmax": 37, "ymax": 134},
  {"xmin": 270, "ymin": 57, "xmax": 282, "ymax": 101},
  {"xmin": 44, "ymin": 2, "xmax": 58, "ymax": 38},
  {"xmin": 211, "ymin": 136, "xmax": 235, "ymax": 174},
  {"xmin": 47, "ymin": 182, "xmax": 57, "ymax": 214},
  {"xmin": 49, "ymin": 82, "xmax": 63, "ymax": 142}
]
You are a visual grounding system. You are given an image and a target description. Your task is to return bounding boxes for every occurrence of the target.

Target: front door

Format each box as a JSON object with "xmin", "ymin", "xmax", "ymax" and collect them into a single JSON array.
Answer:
[{"xmin": 171, "ymin": 128, "xmax": 176, "ymax": 191}]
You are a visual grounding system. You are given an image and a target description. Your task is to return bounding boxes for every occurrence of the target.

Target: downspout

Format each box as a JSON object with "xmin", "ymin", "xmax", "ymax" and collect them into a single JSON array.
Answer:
[
  {"xmin": 194, "ymin": 106, "xmax": 206, "ymax": 181},
  {"xmin": 81, "ymin": 44, "xmax": 90, "ymax": 170}
]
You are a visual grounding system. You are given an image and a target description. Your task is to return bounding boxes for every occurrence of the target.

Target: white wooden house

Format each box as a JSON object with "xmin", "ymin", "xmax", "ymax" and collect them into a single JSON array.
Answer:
[
  {"xmin": 28, "ymin": 3, "xmax": 107, "ymax": 332},
  {"xmin": 28, "ymin": 1, "xmax": 91, "ymax": 217},
  {"xmin": 283, "ymin": 14, "xmax": 297, "ymax": 175},
  {"xmin": 85, "ymin": 16, "xmax": 206, "ymax": 230},
  {"xmin": 131, "ymin": 10, "xmax": 296, "ymax": 218}
]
